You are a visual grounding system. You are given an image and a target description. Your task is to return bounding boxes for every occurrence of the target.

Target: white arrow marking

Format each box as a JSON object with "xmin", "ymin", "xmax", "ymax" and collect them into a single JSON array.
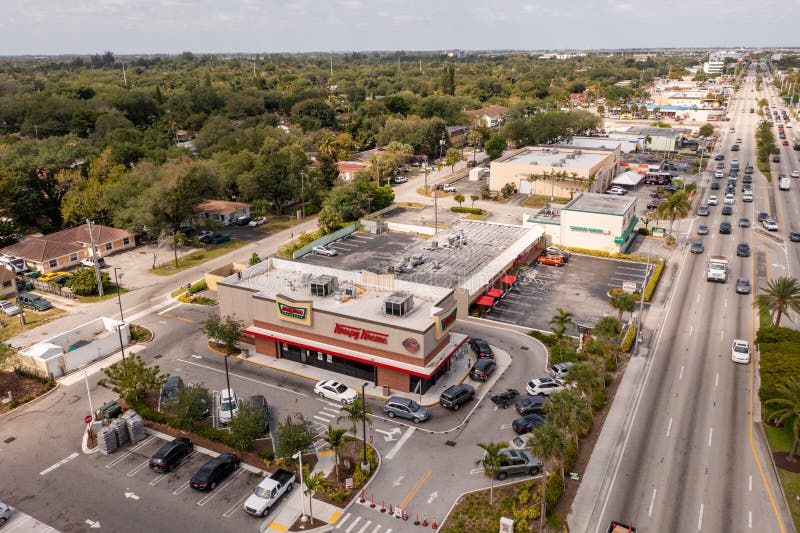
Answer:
[
  {"xmin": 427, "ymin": 491, "xmax": 438, "ymax": 504},
  {"xmin": 392, "ymin": 476, "xmax": 405, "ymax": 487},
  {"xmin": 375, "ymin": 428, "xmax": 402, "ymax": 442},
  {"xmin": 85, "ymin": 519, "xmax": 101, "ymax": 529},
  {"xmin": 470, "ymin": 467, "xmax": 484, "ymax": 475},
  {"xmin": 125, "ymin": 491, "xmax": 140, "ymax": 500},
  {"xmin": 191, "ymin": 354, "xmax": 202, "ymax": 359}
]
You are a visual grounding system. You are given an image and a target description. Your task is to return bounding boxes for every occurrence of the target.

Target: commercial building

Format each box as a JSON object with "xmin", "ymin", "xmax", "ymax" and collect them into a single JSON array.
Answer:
[
  {"xmin": 703, "ymin": 61, "xmax": 726, "ymax": 75},
  {"xmin": 489, "ymin": 145, "xmax": 619, "ymax": 198},
  {"xmin": 524, "ymin": 192, "xmax": 638, "ymax": 254},
  {"xmin": 608, "ymin": 126, "xmax": 692, "ymax": 153},
  {"xmin": 217, "ymin": 258, "xmax": 467, "ymax": 393}
]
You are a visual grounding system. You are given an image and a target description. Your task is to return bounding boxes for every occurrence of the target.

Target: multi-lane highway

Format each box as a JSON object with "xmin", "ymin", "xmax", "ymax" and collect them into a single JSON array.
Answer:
[{"xmin": 594, "ymin": 73, "xmax": 793, "ymax": 532}]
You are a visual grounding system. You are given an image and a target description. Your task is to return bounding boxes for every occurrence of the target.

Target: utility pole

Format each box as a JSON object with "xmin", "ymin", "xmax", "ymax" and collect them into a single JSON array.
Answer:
[
  {"xmin": 122, "ymin": 62, "xmax": 128, "ymax": 88},
  {"xmin": 330, "ymin": 55, "xmax": 333, "ymax": 77},
  {"xmin": 86, "ymin": 219, "xmax": 104, "ymax": 297}
]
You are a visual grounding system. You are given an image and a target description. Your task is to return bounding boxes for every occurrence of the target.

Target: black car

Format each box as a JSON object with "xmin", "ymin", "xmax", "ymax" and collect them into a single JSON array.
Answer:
[
  {"xmin": 743, "ymin": 175, "xmax": 752, "ymax": 184},
  {"xmin": 690, "ymin": 241, "xmax": 704, "ymax": 254},
  {"xmin": 149, "ymin": 437, "xmax": 193, "ymax": 472},
  {"xmin": 235, "ymin": 216, "xmax": 252, "ymax": 226},
  {"xmin": 439, "ymin": 383, "xmax": 475, "ymax": 411},
  {"xmin": 714, "ymin": 154, "xmax": 725, "ymax": 161},
  {"xmin": 190, "ymin": 453, "xmax": 240, "ymax": 491},
  {"xmin": 512, "ymin": 414, "xmax": 545, "ymax": 434},
  {"xmin": 249, "ymin": 394, "xmax": 270, "ymax": 432},
  {"xmin": 720, "ymin": 222, "xmax": 732, "ymax": 234},
  {"xmin": 515, "ymin": 396, "xmax": 548, "ymax": 416},
  {"xmin": 469, "ymin": 358, "xmax": 497, "ymax": 381},
  {"xmin": 737, "ymin": 243, "xmax": 751, "ymax": 257},
  {"xmin": 791, "ymin": 232, "xmax": 800, "ymax": 242},
  {"xmin": 758, "ymin": 212, "xmax": 770, "ymax": 223},
  {"xmin": 745, "ymin": 166, "xmax": 754, "ymax": 174},
  {"xmin": 468, "ymin": 338, "xmax": 494, "ymax": 358},
  {"xmin": 721, "ymin": 206, "xmax": 733, "ymax": 216},
  {"xmin": 710, "ymin": 182, "xmax": 720, "ymax": 190}
]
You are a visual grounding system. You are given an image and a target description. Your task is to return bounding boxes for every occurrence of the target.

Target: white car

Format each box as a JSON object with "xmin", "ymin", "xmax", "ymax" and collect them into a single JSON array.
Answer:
[
  {"xmin": 392, "ymin": 176, "xmax": 408, "ymax": 184},
  {"xmin": 762, "ymin": 218, "xmax": 779, "ymax": 231},
  {"xmin": 525, "ymin": 376, "xmax": 565, "ymax": 397},
  {"xmin": 312, "ymin": 245, "xmax": 338, "ymax": 257},
  {"xmin": 708, "ymin": 195, "xmax": 718, "ymax": 205},
  {"xmin": 723, "ymin": 193, "xmax": 735, "ymax": 205},
  {"xmin": 731, "ymin": 339, "xmax": 751, "ymax": 364},
  {"xmin": 248, "ymin": 217, "xmax": 267, "ymax": 227},
  {"xmin": 442, "ymin": 184, "xmax": 457, "ymax": 193},
  {"xmin": 314, "ymin": 380, "xmax": 357, "ymax": 404},
  {"xmin": 606, "ymin": 186, "xmax": 627, "ymax": 195},
  {"xmin": 218, "ymin": 389, "xmax": 239, "ymax": 425},
  {"xmin": 791, "ymin": 170, "xmax": 799, "ymax": 178},
  {"xmin": 0, "ymin": 300, "xmax": 21, "ymax": 316},
  {"xmin": 714, "ymin": 171, "xmax": 724, "ymax": 178},
  {"xmin": 80, "ymin": 257, "xmax": 105, "ymax": 268}
]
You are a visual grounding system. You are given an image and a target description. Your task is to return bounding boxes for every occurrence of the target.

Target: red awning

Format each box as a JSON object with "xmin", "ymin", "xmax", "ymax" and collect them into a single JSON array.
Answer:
[
  {"xmin": 486, "ymin": 288, "xmax": 504, "ymax": 298},
  {"xmin": 501, "ymin": 275, "xmax": 517, "ymax": 285},
  {"xmin": 475, "ymin": 295, "xmax": 495, "ymax": 306}
]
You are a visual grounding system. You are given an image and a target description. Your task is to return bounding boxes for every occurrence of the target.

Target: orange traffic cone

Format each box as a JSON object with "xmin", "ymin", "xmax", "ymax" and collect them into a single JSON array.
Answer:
[
  {"xmin": 370, "ymin": 493, "xmax": 375, "ymax": 508},
  {"xmin": 422, "ymin": 515, "xmax": 429, "ymax": 527},
  {"xmin": 380, "ymin": 500, "xmax": 386, "ymax": 513},
  {"xmin": 414, "ymin": 513, "xmax": 420, "ymax": 525},
  {"xmin": 388, "ymin": 503, "xmax": 393, "ymax": 515},
  {"xmin": 403, "ymin": 510, "xmax": 408, "ymax": 521},
  {"xmin": 432, "ymin": 517, "xmax": 438, "ymax": 529},
  {"xmin": 360, "ymin": 488, "xmax": 365, "ymax": 503}
]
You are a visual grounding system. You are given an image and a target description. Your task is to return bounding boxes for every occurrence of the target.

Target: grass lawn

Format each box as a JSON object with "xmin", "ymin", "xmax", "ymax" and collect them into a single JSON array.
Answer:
[
  {"xmin": 260, "ymin": 214, "xmax": 312, "ymax": 231},
  {"xmin": 465, "ymin": 211, "xmax": 490, "ymax": 220},
  {"xmin": 758, "ymin": 160, "xmax": 772, "ymax": 182},
  {"xmin": 396, "ymin": 202, "xmax": 426, "ymax": 209},
  {"xmin": 764, "ymin": 423, "xmax": 800, "ymax": 528},
  {"xmin": 415, "ymin": 186, "xmax": 452, "ymax": 198},
  {"xmin": 150, "ymin": 239, "xmax": 248, "ymax": 275},
  {"xmin": 76, "ymin": 285, "xmax": 128, "ymax": 303},
  {"xmin": 0, "ymin": 307, "xmax": 68, "ymax": 342},
  {"xmin": 521, "ymin": 194, "xmax": 571, "ymax": 208}
]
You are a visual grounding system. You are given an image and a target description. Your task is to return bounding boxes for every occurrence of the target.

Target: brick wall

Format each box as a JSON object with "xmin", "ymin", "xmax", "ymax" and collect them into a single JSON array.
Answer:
[
  {"xmin": 377, "ymin": 367, "xmax": 410, "ymax": 393},
  {"xmin": 255, "ymin": 336, "xmax": 278, "ymax": 357}
]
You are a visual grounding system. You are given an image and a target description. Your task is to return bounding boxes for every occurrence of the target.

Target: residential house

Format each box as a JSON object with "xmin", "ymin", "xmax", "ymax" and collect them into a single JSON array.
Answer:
[
  {"xmin": 464, "ymin": 105, "xmax": 509, "ymax": 128},
  {"xmin": 196, "ymin": 199, "xmax": 251, "ymax": 226},
  {"xmin": 337, "ymin": 161, "xmax": 368, "ymax": 181}
]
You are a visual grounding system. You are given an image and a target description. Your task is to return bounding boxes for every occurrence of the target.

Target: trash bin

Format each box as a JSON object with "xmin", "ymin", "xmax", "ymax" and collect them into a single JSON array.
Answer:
[{"xmin": 382, "ymin": 385, "xmax": 390, "ymax": 396}]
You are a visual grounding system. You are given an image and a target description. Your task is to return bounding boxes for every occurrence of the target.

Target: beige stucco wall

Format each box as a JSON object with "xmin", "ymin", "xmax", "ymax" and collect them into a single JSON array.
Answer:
[{"xmin": 559, "ymin": 206, "xmax": 636, "ymax": 253}]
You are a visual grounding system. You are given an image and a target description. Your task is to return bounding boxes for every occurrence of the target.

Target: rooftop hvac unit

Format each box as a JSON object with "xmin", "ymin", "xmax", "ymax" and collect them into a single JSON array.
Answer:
[
  {"xmin": 552, "ymin": 148, "xmax": 560, "ymax": 154},
  {"xmin": 384, "ymin": 292, "xmax": 414, "ymax": 317},
  {"xmin": 310, "ymin": 275, "xmax": 338, "ymax": 297},
  {"xmin": 431, "ymin": 240, "xmax": 438, "ymax": 248},
  {"xmin": 576, "ymin": 149, "xmax": 582, "ymax": 155}
]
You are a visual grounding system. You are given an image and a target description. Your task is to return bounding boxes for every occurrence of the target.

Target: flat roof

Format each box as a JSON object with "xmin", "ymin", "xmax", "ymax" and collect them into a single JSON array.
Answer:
[
  {"xmin": 501, "ymin": 148, "xmax": 606, "ymax": 169},
  {"xmin": 555, "ymin": 137, "xmax": 622, "ymax": 151},
  {"xmin": 295, "ymin": 220, "xmax": 537, "ymax": 292},
  {"xmin": 220, "ymin": 258, "xmax": 453, "ymax": 332},
  {"xmin": 564, "ymin": 192, "xmax": 636, "ymax": 216}
]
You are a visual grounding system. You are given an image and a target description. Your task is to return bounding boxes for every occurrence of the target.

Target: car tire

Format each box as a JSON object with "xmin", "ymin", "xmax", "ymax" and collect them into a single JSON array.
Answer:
[
  {"xmin": 412, "ymin": 417, "xmax": 421, "ymax": 423},
  {"xmin": 287, "ymin": 482, "xmax": 294, "ymax": 492},
  {"xmin": 210, "ymin": 482, "xmax": 216, "ymax": 490},
  {"xmin": 341, "ymin": 398, "xmax": 349, "ymax": 404},
  {"xmin": 387, "ymin": 411, "xmax": 395, "ymax": 418},
  {"xmin": 261, "ymin": 508, "xmax": 269, "ymax": 517},
  {"xmin": 529, "ymin": 467, "xmax": 541, "ymax": 476},
  {"xmin": 497, "ymin": 472, "xmax": 508, "ymax": 481},
  {"xmin": 318, "ymin": 391, "xmax": 325, "ymax": 398},
  {"xmin": 453, "ymin": 403, "xmax": 460, "ymax": 411},
  {"xmin": 0, "ymin": 517, "xmax": 6, "ymax": 526}
]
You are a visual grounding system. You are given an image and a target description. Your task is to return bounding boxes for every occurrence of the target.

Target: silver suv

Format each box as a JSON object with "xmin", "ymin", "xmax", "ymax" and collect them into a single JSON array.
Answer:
[{"xmin": 383, "ymin": 396, "xmax": 429, "ymax": 423}]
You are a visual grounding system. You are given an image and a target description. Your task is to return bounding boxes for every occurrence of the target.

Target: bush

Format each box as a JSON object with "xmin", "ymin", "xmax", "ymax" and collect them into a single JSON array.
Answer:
[
  {"xmin": 14, "ymin": 366, "xmax": 52, "ymax": 383},
  {"xmin": 192, "ymin": 424, "xmax": 238, "ymax": 448},
  {"xmin": 127, "ymin": 398, "xmax": 169, "ymax": 424},
  {"xmin": 604, "ymin": 372, "xmax": 614, "ymax": 388},
  {"xmin": 187, "ymin": 280, "xmax": 207, "ymax": 294},
  {"xmin": 450, "ymin": 206, "xmax": 484, "ymax": 215},
  {"xmin": 644, "ymin": 260, "xmax": 665, "ymax": 302},
  {"xmin": 528, "ymin": 329, "xmax": 556, "ymax": 346},
  {"xmin": 637, "ymin": 228, "xmax": 650, "ymax": 236},
  {"xmin": 563, "ymin": 442, "xmax": 578, "ymax": 473},
  {"xmin": 621, "ymin": 324, "xmax": 637, "ymax": 353},
  {"xmin": 757, "ymin": 327, "xmax": 800, "ymax": 345},
  {"xmin": 591, "ymin": 387, "xmax": 607, "ymax": 411},
  {"xmin": 258, "ymin": 449, "xmax": 275, "ymax": 463},
  {"xmin": 544, "ymin": 471, "xmax": 564, "ymax": 512}
]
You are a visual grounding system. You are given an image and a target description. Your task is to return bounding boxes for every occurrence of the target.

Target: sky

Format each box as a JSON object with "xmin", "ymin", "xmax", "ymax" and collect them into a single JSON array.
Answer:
[{"xmin": 0, "ymin": 0, "xmax": 796, "ymax": 55}]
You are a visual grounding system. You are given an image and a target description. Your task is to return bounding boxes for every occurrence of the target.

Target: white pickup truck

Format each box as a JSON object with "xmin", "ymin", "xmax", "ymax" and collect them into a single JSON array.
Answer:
[
  {"xmin": 779, "ymin": 177, "xmax": 791, "ymax": 191},
  {"xmin": 244, "ymin": 468, "xmax": 296, "ymax": 517},
  {"xmin": 707, "ymin": 255, "xmax": 729, "ymax": 283}
]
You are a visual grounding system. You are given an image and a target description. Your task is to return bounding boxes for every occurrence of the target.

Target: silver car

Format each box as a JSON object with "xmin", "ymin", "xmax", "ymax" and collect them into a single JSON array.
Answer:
[
  {"xmin": 383, "ymin": 396, "xmax": 429, "ymax": 423},
  {"xmin": 0, "ymin": 300, "xmax": 20, "ymax": 316},
  {"xmin": 312, "ymin": 245, "xmax": 338, "ymax": 257},
  {"xmin": 0, "ymin": 501, "xmax": 10, "ymax": 526}
]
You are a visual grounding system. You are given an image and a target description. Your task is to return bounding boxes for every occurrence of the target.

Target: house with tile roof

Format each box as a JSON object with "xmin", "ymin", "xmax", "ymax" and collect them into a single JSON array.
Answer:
[
  {"xmin": 337, "ymin": 161, "xmax": 368, "ymax": 181},
  {"xmin": 196, "ymin": 199, "xmax": 251, "ymax": 226},
  {"xmin": 464, "ymin": 105, "xmax": 509, "ymax": 128}
]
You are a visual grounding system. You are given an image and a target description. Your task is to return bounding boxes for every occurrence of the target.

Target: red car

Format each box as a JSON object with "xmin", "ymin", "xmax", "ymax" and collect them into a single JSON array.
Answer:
[
  {"xmin": 783, "ymin": 140, "xmax": 789, "ymax": 146},
  {"xmin": 536, "ymin": 254, "xmax": 564, "ymax": 267}
]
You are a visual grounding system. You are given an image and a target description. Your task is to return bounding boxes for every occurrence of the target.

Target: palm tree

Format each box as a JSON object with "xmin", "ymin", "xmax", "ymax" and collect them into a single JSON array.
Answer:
[
  {"xmin": 755, "ymin": 276, "xmax": 800, "ymax": 327},
  {"xmin": 323, "ymin": 425, "xmax": 347, "ymax": 485},
  {"xmin": 467, "ymin": 130, "xmax": 483, "ymax": 164},
  {"xmin": 765, "ymin": 381, "xmax": 800, "ymax": 461},
  {"xmin": 318, "ymin": 133, "xmax": 338, "ymax": 160},
  {"xmin": 338, "ymin": 397, "xmax": 372, "ymax": 441},
  {"xmin": 529, "ymin": 422, "xmax": 567, "ymax": 533},
  {"xmin": 656, "ymin": 190, "xmax": 691, "ymax": 234},
  {"xmin": 545, "ymin": 389, "xmax": 592, "ymax": 452},
  {"xmin": 302, "ymin": 466, "xmax": 327, "ymax": 522},
  {"xmin": 549, "ymin": 308, "xmax": 574, "ymax": 360},
  {"xmin": 474, "ymin": 442, "xmax": 507, "ymax": 505},
  {"xmin": 609, "ymin": 291, "xmax": 636, "ymax": 322},
  {"xmin": 594, "ymin": 316, "xmax": 623, "ymax": 369},
  {"xmin": 568, "ymin": 361, "xmax": 602, "ymax": 404}
]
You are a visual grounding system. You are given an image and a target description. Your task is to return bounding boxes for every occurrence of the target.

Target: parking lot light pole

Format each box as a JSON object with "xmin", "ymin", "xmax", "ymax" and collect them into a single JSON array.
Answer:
[
  {"xmin": 113, "ymin": 268, "xmax": 126, "ymax": 362},
  {"xmin": 361, "ymin": 382, "xmax": 370, "ymax": 473},
  {"xmin": 292, "ymin": 451, "xmax": 307, "ymax": 520},
  {"xmin": 634, "ymin": 240, "xmax": 653, "ymax": 355},
  {"xmin": 224, "ymin": 354, "xmax": 232, "ymax": 397}
]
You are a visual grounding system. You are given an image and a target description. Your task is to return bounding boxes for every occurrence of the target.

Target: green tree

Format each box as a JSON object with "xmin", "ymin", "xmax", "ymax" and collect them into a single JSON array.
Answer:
[
  {"xmin": 609, "ymin": 291, "xmax": 636, "ymax": 322},
  {"xmin": 103, "ymin": 353, "xmax": 167, "ymax": 402},
  {"xmin": 756, "ymin": 277, "xmax": 800, "ymax": 327},
  {"xmin": 249, "ymin": 252, "xmax": 261, "ymax": 266},
  {"xmin": 594, "ymin": 316, "xmax": 623, "ymax": 369},
  {"xmin": 229, "ymin": 403, "xmax": 265, "ymax": 451},
  {"xmin": 698, "ymin": 123, "xmax": 714, "ymax": 137},
  {"xmin": 201, "ymin": 314, "xmax": 245, "ymax": 355},
  {"xmin": 467, "ymin": 130, "xmax": 483, "ymax": 164},
  {"xmin": 66, "ymin": 268, "xmax": 111, "ymax": 296},
  {"xmin": 656, "ymin": 190, "xmax": 691, "ymax": 234},
  {"xmin": 445, "ymin": 147, "xmax": 462, "ymax": 174},
  {"xmin": 453, "ymin": 193, "xmax": 465, "ymax": 206},
  {"xmin": 172, "ymin": 230, "xmax": 187, "ymax": 268},
  {"xmin": 302, "ymin": 465, "xmax": 327, "ymax": 522},
  {"xmin": 323, "ymin": 425, "xmax": 347, "ymax": 485},
  {"xmin": 765, "ymin": 381, "xmax": 800, "ymax": 461},
  {"xmin": 485, "ymin": 133, "xmax": 506, "ymax": 160},
  {"xmin": 337, "ymin": 396, "xmax": 372, "ymax": 445},
  {"xmin": 276, "ymin": 413, "xmax": 315, "ymax": 460},
  {"xmin": 545, "ymin": 389, "xmax": 592, "ymax": 450},
  {"xmin": 167, "ymin": 384, "xmax": 211, "ymax": 427},
  {"xmin": 470, "ymin": 194, "xmax": 479, "ymax": 208},
  {"xmin": 568, "ymin": 361, "xmax": 601, "ymax": 404},
  {"xmin": 0, "ymin": 342, "xmax": 14, "ymax": 369},
  {"xmin": 528, "ymin": 422, "xmax": 567, "ymax": 532},
  {"xmin": 441, "ymin": 64, "xmax": 455, "ymax": 96},
  {"xmin": 474, "ymin": 442, "xmax": 507, "ymax": 505},
  {"xmin": 549, "ymin": 308, "xmax": 574, "ymax": 360}
]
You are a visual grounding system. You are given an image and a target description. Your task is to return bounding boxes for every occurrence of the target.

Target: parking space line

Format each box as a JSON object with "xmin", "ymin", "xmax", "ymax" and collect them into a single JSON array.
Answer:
[
  {"xmin": 127, "ymin": 458, "xmax": 151, "ymax": 477},
  {"xmin": 223, "ymin": 490, "xmax": 252, "ymax": 518},
  {"xmin": 314, "ymin": 415, "xmax": 333, "ymax": 423},
  {"xmin": 149, "ymin": 472, "xmax": 168, "ymax": 486},
  {"xmin": 172, "ymin": 480, "xmax": 192, "ymax": 495},
  {"xmin": 179, "ymin": 359, "xmax": 309, "ymax": 397},
  {"xmin": 106, "ymin": 436, "xmax": 154, "ymax": 468},
  {"xmin": 197, "ymin": 469, "xmax": 243, "ymax": 506},
  {"xmin": 40, "ymin": 452, "xmax": 79, "ymax": 476}
]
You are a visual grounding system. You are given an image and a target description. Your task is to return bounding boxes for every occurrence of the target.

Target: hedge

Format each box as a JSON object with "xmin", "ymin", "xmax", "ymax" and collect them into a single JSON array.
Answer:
[
  {"xmin": 757, "ymin": 327, "xmax": 800, "ymax": 405},
  {"xmin": 621, "ymin": 324, "xmax": 637, "ymax": 353},
  {"xmin": 561, "ymin": 246, "xmax": 658, "ymax": 264},
  {"xmin": 528, "ymin": 329, "xmax": 556, "ymax": 347},
  {"xmin": 643, "ymin": 260, "xmax": 665, "ymax": 303},
  {"xmin": 451, "ymin": 206, "xmax": 485, "ymax": 215}
]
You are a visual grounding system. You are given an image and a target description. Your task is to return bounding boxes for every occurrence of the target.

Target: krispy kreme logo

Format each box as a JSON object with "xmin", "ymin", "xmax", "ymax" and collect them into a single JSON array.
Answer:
[
  {"xmin": 334, "ymin": 323, "xmax": 388, "ymax": 344},
  {"xmin": 440, "ymin": 307, "xmax": 457, "ymax": 330},
  {"xmin": 278, "ymin": 302, "xmax": 307, "ymax": 320}
]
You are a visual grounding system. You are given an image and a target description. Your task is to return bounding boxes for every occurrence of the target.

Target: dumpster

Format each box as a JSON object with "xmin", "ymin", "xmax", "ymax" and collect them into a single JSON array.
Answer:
[
  {"xmin": 213, "ymin": 234, "xmax": 231, "ymax": 245},
  {"xmin": 99, "ymin": 400, "xmax": 122, "ymax": 419}
]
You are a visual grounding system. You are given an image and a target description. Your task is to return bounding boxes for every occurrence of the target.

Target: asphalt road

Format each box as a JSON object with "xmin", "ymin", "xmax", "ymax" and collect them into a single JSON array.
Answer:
[{"xmin": 592, "ymin": 74, "xmax": 789, "ymax": 533}]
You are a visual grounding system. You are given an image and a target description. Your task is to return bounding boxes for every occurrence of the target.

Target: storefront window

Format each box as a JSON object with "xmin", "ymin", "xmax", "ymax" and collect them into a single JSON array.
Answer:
[{"xmin": 280, "ymin": 342, "xmax": 375, "ymax": 382}]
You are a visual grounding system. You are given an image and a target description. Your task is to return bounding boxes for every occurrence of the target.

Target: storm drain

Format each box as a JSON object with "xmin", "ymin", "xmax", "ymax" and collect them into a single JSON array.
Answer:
[
  {"xmin": 445, "ymin": 440, "xmax": 457, "ymax": 447},
  {"xmin": 4, "ymin": 436, "xmax": 15, "ymax": 444}
]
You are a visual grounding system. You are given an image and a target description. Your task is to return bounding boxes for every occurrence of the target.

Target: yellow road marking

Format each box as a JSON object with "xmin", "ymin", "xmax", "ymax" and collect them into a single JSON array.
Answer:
[
  {"xmin": 748, "ymin": 251, "xmax": 786, "ymax": 533},
  {"xmin": 267, "ymin": 522, "xmax": 289, "ymax": 532},
  {"xmin": 159, "ymin": 312, "xmax": 194, "ymax": 323},
  {"xmin": 329, "ymin": 511, "xmax": 342, "ymax": 523},
  {"xmin": 399, "ymin": 469, "xmax": 432, "ymax": 510}
]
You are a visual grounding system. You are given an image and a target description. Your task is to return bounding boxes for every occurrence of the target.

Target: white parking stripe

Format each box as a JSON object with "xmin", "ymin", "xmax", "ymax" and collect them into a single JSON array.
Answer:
[
  {"xmin": 172, "ymin": 481, "xmax": 192, "ymax": 495},
  {"xmin": 149, "ymin": 472, "xmax": 168, "ymax": 485},
  {"xmin": 223, "ymin": 490, "xmax": 252, "ymax": 518},
  {"xmin": 127, "ymin": 458, "xmax": 151, "ymax": 477},
  {"xmin": 356, "ymin": 520, "xmax": 372, "ymax": 533},
  {"xmin": 40, "ymin": 452, "xmax": 79, "ymax": 476},
  {"xmin": 314, "ymin": 415, "xmax": 333, "ymax": 423},
  {"xmin": 197, "ymin": 469, "xmax": 243, "ymax": 506},
  {"xmin": 106, "ymin": 435, "xmax": 154, "ymax": 468}
]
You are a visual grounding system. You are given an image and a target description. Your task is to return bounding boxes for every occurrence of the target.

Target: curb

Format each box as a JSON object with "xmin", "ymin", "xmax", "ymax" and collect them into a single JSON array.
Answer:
[{"xmin": 0, "ymin": 381, "xmax": 60, "ymax": 420}]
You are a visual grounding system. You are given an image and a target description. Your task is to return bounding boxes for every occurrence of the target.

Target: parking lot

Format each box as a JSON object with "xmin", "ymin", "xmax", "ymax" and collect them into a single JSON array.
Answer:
[
  {"xmin": 488, "ymin": 254, "xmax": 653, "ymax": 333},
  {"xmin": 93, "ymin": 432, "xmax": 265, "ymax": 530}
]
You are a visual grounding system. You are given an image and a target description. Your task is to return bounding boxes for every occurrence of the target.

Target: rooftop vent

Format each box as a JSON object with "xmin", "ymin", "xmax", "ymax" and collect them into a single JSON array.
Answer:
[
  {"xmin": 384, "ymin": 292, "xmax": 414, "ymax": 317},
  {"xmin": 301, "ymin": 273, "xmax": 313, "ymax": 285},
  {"xmin": 310, "ymin": 275, "xmax": 338, "ymax": 297}
]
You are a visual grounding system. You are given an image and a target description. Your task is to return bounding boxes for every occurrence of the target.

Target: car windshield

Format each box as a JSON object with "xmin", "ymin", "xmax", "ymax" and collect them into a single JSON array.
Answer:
[
  {"xmin": 407, "ymin": 400, "xmax": 421, "ymax": 411},
  {"xmin": 221, "ymin": 399, "xmax": 235, "ymax": 411},
  {"xmin": 253, "ymin": 486, "xmax": 273, "ymax": 498},
  {"xmin": 334, "ymin": 383, "xmax": 348, "ymax": 394},
  {"xmin": 710, "ymin": 264, "xmax": 725, "ymax": 272},
  {"xmin": 734, "ymin": 345, "xmax": 748, "ymax": 353}
]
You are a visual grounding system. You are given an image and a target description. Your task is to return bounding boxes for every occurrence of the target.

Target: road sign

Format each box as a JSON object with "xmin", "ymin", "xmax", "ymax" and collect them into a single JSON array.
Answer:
[
  {"xmin": 345, "ymin": 478, "xmax": 353, "ymax": 489},
  {"xmin": 623, "ymin": 281, "xmax": 637, "ymax": 293},
  {"xmin": 84, "ymin": 415, "xmax": 92, "ymax": 424},
  {"xmin": 652, "ymin": 227, "xmax": 666, "ymax": 237}
]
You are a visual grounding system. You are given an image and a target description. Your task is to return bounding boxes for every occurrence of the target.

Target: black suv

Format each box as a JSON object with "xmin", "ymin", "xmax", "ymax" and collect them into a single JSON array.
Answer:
[
  {"xmin": 469, "ymin": 359, "xmax": 497, "ymax": 381},
  {"xmin": 719, "ymin": 222, "xmax": 732, "ymax": 234},
  {"xmin": 149, "ymin": 437, "xmax": 194, "ymax": 472},
  {"xmin": 515, "ymin": 396, "xmax": 548, "ymax": 416},
  {"xmin": 439, "ymin": 384, "xmax": 475, "ymax": 411},
  {"xmin": 468, "ymin": 338, "xmax": 494, "ymax": 358}
]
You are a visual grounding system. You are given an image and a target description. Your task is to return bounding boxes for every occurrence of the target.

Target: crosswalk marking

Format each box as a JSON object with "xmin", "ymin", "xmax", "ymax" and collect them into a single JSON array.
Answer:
[
  {"xmin": 345, "ymin": 516, "xmax": 362, "ymax": 532},
  {"xmin": 335, "ymin": 513, "xmax": 351, "ymax": 529},
  {"xmin": 356, "ymin": 520, "xmax": 372, "ymax": 533}
]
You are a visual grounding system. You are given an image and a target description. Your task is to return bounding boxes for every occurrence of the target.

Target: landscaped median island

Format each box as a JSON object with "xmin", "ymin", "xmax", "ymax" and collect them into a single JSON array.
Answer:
[{"xmin": 150, "ymin": 239, "xmax": 248, "ymax": 275}]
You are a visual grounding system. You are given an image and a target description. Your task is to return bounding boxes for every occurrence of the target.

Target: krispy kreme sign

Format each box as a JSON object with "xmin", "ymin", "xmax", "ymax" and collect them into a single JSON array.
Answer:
[{"xmin": 333, "ymin": 323, "xmax": 388, "ymax": 344}]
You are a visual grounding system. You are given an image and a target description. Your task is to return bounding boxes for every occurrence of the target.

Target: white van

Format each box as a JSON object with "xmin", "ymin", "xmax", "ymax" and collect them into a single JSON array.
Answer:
[{"xmin": 779, "ymin": 178, "xmax": 791, "ymax": 191}]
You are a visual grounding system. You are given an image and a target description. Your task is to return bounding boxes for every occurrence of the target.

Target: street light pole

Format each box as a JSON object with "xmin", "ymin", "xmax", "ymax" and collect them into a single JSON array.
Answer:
[
  {"xmin": 292, "ymin": 451, "xmax": 307, "ymax": 520},
  {"xmin": 361, "ymin": 382, "xmax": 370, "ymax": 473},
  {"xmin": 224, "ymin": 354, "xmax": 232, "ymax": 398},
  {"xmin": 113, "ymin": 267, "xmax": 126, "ymax": 363},
  {"xmin": 634, "ymin": 240, "xmax": 653, "ymax": 355}
]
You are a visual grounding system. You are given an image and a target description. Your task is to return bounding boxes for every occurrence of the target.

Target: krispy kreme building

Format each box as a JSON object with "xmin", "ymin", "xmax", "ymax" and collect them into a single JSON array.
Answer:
[{"xmin": 216, "ymin": 258, "xmax": 468, "ymax": 393}]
